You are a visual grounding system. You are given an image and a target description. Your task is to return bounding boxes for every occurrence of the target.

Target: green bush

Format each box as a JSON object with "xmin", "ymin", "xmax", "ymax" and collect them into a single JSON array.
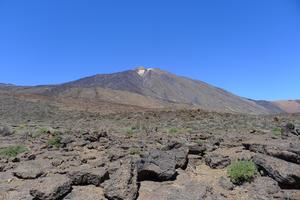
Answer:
[
  {"xmin": 196, "ymin": 139, "xmax": 205, "ymax": 145},
  {"xmin": 31, "ymin": 127, "xmax": 49, "ymax": 138},
  {"xmin": 47, "ymin": 135, "xmax": 61, "ymax": 148},
  {"xmin": 0, "ymin": 145, "xmax": 28, "ymax": 157},
  {"xmin": 125, "ymin": 127, "xmax": 134, "ymax": 138},
  {"xmin": 272, "ymin": 127, "xmax": 282, "ymax": 136},
  {"xmin": 129, "ymin": 148, "xmax": 140, "ymax": 155},
  {"xmin": 185, "ymin": 128, "xmax": 193, "ymax": 134},
  {"xmin": 168, "ymin": 127, "xmax": 179, "ymax": 134},
  {"xmin": 228, "ymin": 161, "xmax": 257, "ymax": 185}
]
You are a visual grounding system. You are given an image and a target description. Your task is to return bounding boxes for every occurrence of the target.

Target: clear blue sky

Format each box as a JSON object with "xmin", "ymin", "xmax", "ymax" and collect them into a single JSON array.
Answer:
[{"xmin": 0, "ymin": 0, "xmax": 299, "ymax": 100}]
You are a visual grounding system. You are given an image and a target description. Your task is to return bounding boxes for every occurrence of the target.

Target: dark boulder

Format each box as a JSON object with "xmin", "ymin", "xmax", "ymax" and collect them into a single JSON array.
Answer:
[
  {"xmin": 205, "ymin": 154, "xmax": 231, "ymax": 169},
  {"xmin": 161, "ymin": 140, "xmax": 183, "ymax": 150},
  {"xmin": 64, "ymin": 185, "xmax": 107, "ymax": 200},
  {"xmin": 137, "ymin": 147, "xmax": 188, "ymax": 181},
  {"xmin": 187, "ymin": 143, "xmax": 206, "ymax": 155},
  {"xmin": 282, "ymin": 123, "xmax": 299, "ymax": 137},
  {"xmin": 138, "ymin": 179, "xmax": 213, "ymax": 200},
  {"xmin": 218, "ymin": 176, "xmax": 234, "ymax": 190},
  {"xmin": 103, "ymin": 159, "xmax": 138, "ymax": 200},
  {"xmin": 249, "ymin": 177, "xmax": 280, "ymax": 199},
  {"xmin": 284, "ymin": 123, "xmax": 295, "ymax": 132},
  {"xmin": 68, "ymin": 167, "xmax": 109, "ymax": 186},
  {"xmin": 30, "ymin": 175, "xmax": 72, "ymax": 200},
  {"xmin": 243, "ymin": 142, "xmax": 300, "ymax": 164},
  {"xmin": 60, "ymin": 135, "xmax": 75, "ymax": 147},
  {"xmin": 253, "ymin": 154, "xmax": 300, "ymax": 189},
  {"xmin": 84, "ymin": 131, "xmax": 108, "ymax": 142},
  {"xmin": 13, "ymin": 161, "xmax": 44, "ymax": 179},
  {"xmin": 0, "ymin": 125, "xmax": 12, "ymax": 136}
]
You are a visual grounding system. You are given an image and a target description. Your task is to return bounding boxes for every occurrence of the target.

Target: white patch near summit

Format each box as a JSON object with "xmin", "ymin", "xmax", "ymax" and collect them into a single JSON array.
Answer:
[
  {"xmin": 137, "ymin": 68, "xmax": 146, "ymax": 76},
  {"xmin": 136, "ymin": 68, "xmax": 154, "ymax": 76}
]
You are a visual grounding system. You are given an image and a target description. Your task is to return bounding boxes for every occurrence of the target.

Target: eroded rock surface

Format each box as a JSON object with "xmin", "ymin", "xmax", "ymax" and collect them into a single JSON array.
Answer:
[
  {"xmin": 137, "ymin": 147, "xmax": 188, "ymax": 181},
  {"xmin": 30, "ymin": 175, "xmax": 72, "ymax": 200},
  {"xmin": 103, "ymin": 159, "xmax": 138, "ymax": 200},
  {"xmin": 253, "ymin": 154, "xmax": 300, "ymax": 189},
  {"xmin": 138, "ymin": 173, "xmax": 216, "ymax": 200},
  {"xmin": 64, "ymin": 186, "xmax": 107, "ymax": 200},
  {"xmin": 12, "ymin": 161, "xmax": 44, "ymax": 179}
]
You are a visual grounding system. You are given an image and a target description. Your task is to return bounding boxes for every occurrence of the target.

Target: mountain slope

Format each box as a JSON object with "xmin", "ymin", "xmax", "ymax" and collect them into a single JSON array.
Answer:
[
  {"xmin": 35, "ymin": 67, "xmax": 276, "ymax": 114},
  {"xmin": 252, "ymin": 100, "xmax": 285, "ymax": 113},
  {"xmin": 273, "ymin": 100, "xmax": 300, "ymax": 113},
  {"xmin": 3, "ymin": 67, "xmax": 295, "ymax": 114}
]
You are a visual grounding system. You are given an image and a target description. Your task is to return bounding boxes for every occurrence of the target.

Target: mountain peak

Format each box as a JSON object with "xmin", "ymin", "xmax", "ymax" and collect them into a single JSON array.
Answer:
[
  {"xmin": 34, "ymin": 68, "xmax": 293, "ymax": 114},
  {"xmin": 135, "ymin": 67, "xmax": 155, "ymax": 76}
]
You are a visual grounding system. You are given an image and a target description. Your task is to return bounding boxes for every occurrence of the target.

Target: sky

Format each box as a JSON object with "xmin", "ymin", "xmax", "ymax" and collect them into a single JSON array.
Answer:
[{"xmin": 0, "ymin": 0, "xmax": 299, "ymax": 100}]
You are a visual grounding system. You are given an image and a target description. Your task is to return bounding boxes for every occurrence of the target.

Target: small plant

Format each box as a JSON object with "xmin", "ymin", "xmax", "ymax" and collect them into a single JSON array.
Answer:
[
  {"xmin": 185, "ymin": 128, "xmax": 193, "ymax": 134},
  {"xmin": 129, "ymin": 148, "xmax": 140, "ymax": 155},
  {"xmin": 168, "ymin": 127, "xmax": 179, "ymax": 135},
  {"xmin": 31, "ymin": 127, "xmax": 49, "ymax": 138},
  {"xmin": 272, "ymin": 127, "xmax": 282, "ymax": 137},
  {"xmin": 196, "ymin": 139, "xmax": 205, "ymax": 145},
  {"xmin": 0, "ymin": 145, "xmax": 28, "ymax": 157},
  {"xmin": 47, "ymin": 135, "xmax": 61, "ymax": 148},
  {"xmin": 125, "ymin": 127, "xmax": 134, "ymax": 138},
  {"xmin": 228, "ymin": 161, "xmax": 257, "ymax": 185}
]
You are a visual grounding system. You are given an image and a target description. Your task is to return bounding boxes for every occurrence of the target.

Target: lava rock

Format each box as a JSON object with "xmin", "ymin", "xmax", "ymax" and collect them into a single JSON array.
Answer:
[
  {"xmin": 243, "ymin": 142, "xmax": 300, "ymax": 164},
  {"xmin": 249, "ymin": 177, "xmax": 280, "ymax": 199},
  {"xmin": 282, "ymin": 123, "xmax": 298, "ymax": 137},
  {"xmin": 68, "ymin": 167, "xmax": 109, "ymax": 186},
  {"xmin": 137, "ymin": 147, "xmax": 188, "ymax": 181},
  {"xmin": 253, "ymin": 154, "xmax": 300, "ymax": 189},
  {"xmin": 64, "ymin": 186, "xmax": 107, "ymax": 200},
  {"xmin": 187, "ymin": 143, "xmax": 206, "ymax": 155},
  {"xmin": 103, "ymin": 159, "xmax": 138, "ymax": 200},
  {"xmin": 219, "ymin": 176, "xmax": 234, "ymax": 190},
  {"xmin": 60, "ymin": 135, "xmax": 75, "ymax": 147},
  {"xmin": 84, "ymin": 131, "xmax": 107, "ymax": 142},
  {"xmin": 0, "ymin": 125, "xmax": 13, "ymax": 136},
  {"xmin": 138, "ymin": 177, "xmax": 214, "ymax": 200},
  {"xmin": 205, "ymin": 154, "xmax": 231, "ymax": 169},
  {"xmin": 30, "ymin": 175, "xmax": 72, "ymax": 200},
  {"xmin": 13, "ymin": 161, "xmax": 44, "ymax": 179}
]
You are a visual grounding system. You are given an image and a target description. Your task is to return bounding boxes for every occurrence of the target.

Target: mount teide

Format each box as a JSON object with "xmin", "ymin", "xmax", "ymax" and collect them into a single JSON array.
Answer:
[
  {"xmin": 20, "ymin": 67, "xmax": 281, "ymax": 114},
  {"xmin": 1, "ymin": 67, "xmax": 295, "ymax": 114}
]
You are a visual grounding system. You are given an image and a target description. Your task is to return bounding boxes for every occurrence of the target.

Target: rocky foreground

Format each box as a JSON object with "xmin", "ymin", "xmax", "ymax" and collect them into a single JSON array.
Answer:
[{"xmin": 0, "ymin": 110, "xmax": 300, "ymax": 200}]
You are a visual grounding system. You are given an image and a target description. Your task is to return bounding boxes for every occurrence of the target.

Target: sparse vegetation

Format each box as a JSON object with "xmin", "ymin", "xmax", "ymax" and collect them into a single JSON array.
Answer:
[
  {"xmin": 167, "ymin": 127, "xmax": 193, "ymax": 135},
  {"xmin": 13, "ymin": 124, "xmax": 29, "ymax": 136},
  {"xmin": 196, "ymin": 139, "xmax": 205, "ymax": 145},
  {"xmin": 125, "ymin": 127, "xmax": 134, "ymax": 138},
  {"xmin": 185, "ymin": 128, "xmax": 193, "ymax": 134},
  {"xmin": 272, "ymin": 127, "xmax": 282, "ymax": 136},
  {"xmin": 47, "ymin": 135, "xmax": 62, "ymax": 148},
  {"xmin": 129, "ymin": 148, "xmax": 141, "ymax": 155},
  {"xmin": 228, "ymin": 161, "xmax": 257, "ymax": 185},
  {"xmin": 0, "ymin": 145, "xmax": 28, "ymax": 157},
  {"xmin": 30, "ymin": 127, "xmax": 50, "ymax": 138},
  {"xmin": 168, "ymin": 127, "xmax": 179, "ymax": 135}
]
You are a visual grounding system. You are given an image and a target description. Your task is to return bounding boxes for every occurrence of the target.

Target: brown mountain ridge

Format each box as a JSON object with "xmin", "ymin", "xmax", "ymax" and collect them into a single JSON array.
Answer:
[{"xmin": 0, "ymin": 67, "xmax": 298, "ymax": 114}]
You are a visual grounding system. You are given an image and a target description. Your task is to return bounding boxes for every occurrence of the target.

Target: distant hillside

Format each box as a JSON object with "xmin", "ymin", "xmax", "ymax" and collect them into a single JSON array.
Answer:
[
  {"xmin": 252, "ymin": 100, "xmax": 285, "ymax": 113},
  {"xmin": 0, "ymin": 83, "xmax": 14, "ymax": 87},
  {"xmin": 273, "ymin": 100, "xmax": 300, "ymax": 113}
]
